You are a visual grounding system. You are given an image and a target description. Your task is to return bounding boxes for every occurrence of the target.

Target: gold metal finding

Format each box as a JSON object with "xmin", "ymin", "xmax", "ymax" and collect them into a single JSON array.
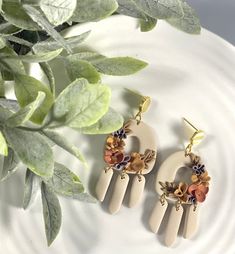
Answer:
[
  {"xmin": 135, "ymin": 96, "xmax": 151, "ymax": 124},
  {"xmin": 175, "ymin": 199, "xmax": 182, "ymax": 211},
  {"xmin": 183, "ymin": 118, "xmax": 205, "ymax": 156},
  {"xmin": 160, "ymin": 193, "xmax": 166, "ymax": 206},
  {"xmin": 193, "ymin": 203, "xmax": 198, "ymax": 212}
]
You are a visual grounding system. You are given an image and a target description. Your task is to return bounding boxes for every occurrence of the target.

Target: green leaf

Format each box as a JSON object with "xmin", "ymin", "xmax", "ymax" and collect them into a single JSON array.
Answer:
[
  {"xmin": 72, "ymin": 0, "xmax": 118, "ymax": 22},
  {"xmin": 0, "ymin": 130, "xmax": 8, "ymax": 156},
  {"xmin": 53, "ymin": 78, "xmax": 111, "ymax": 128},
  {"xmin": 0, "ymin": 47, "xmax": 25, "ymax": 78},
  {"xmin": 41, "ymin": 182, "xmax": 61, "ymax": 246},
  {"xmin": 117, "ymin": 0, "xmax": 146, "ymax": 18},
  {"xmin": 14, "ymin": 74, "xmax": 54, "ymax": 124},
  {"xmin": 140, "ymin": 16, "xmax": 157, "ymax": 32},
  {"xmin": 23, "ymin": 169, "xmax": 39, "ymax": 209},
  {"xmin": 134, "ymin": 0, "xmax": 184, "ymax": 19},
  {"xmin": 93, "ymin": 56, "xmax": 148, "ymax": 75},
  {"xmin": 23, "ymin": 4, "xmax": 72, "ymax": 54},
  {"xmin": 40, "ymin": 0, "xmax": 77, "ymax": 26},
  {"xmin": 80, "ymin": 108, "xmax": 124, "ymax": 134},
  {"xmin": 0, "ymin": 0, "xmax": 2, "ymax": 11},
  {"xmin": 32, "ymin": 31, "xmax": 90, "ymax": 53},
  {"xmin": 0, "ymin": 37, "xmax": 5, "ymax": 49},
  {"xmin": 67, "ymin": 51, "xmax": 106, "ymax": 64},
  {"xmin": 3, "ymin": 127, "xmax": 54, "ymax": 178},
  {"xmin": 5, "ymin": 35, "xmax": 33, "ymax": 47},
  {"xmin": 0, "ymin": 148, "xmax": 19, "ymax": 181},
  {"xmin": 0, "ymin": 22, "xmax": 22, "ymax": 36},
  {"xmin": 167, "ymin": 1, "xmax": 201, "ymax": 34},
  {"xmin": 42, "ymin": 130, "xmax": 86, "ymax": 163},
  {"xmin": 44, "ymin": 162, "xmax": 84, "ymax": 198},
  {"xmin": 1, "ymin": 49, "xmax": 63, "ymax": 63},
  {"xmin": 2, "ymin": 1, "xmax": 40, "ymax": 30},
  {"xmin": 6, "ymin": 91, "xmax": 45, "ymax": 127},
  {"xmin": 65, "ymin": 57, "xmax": 101, "ymax": 83},
  {"xmin": 0, "ymin": 73, "xmax": 4, "ymax": 97},
  {"xmin": 0, "ymin": 105, "xmax": 13, "ymax": 122},
  {"xmin": 39, "ymin": 62, "xmax": 55, "ymax": 95}
]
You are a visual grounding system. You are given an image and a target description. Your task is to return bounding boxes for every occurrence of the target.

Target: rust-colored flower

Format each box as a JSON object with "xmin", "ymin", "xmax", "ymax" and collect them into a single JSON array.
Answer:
[
  {"xmin": 188, "ymin": 183, "xmax": 209, "ymax": 203},
  {"xmin": 174, "ymin": 182, "xmax": 189, "ymax": 202},
  {"xmin": 191, "ymin": 170, "xmax": 211, "ymax": 187},
  {"xmin": 104, "ymin": 150, "xmax": 124, "ymax": 165},
  {"xmin": 126, "ymin": 152, "xmax": 145, "ymax": 173}
]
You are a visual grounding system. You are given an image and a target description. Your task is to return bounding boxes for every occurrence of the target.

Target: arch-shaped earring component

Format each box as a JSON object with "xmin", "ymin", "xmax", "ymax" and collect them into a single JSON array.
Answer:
[
  {"xmin": 96, "ymin": 119, "xmax": 157, "ymax": 214},
  {"xmin": 149, "ymin": 151, "xmax": 201, "ymax": 246}
]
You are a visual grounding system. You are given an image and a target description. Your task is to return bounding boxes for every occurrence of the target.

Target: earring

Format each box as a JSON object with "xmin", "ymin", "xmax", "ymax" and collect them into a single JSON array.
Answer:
[
  {"xmin": 95, "ymin": 95, "xmax": 157, "ymax": 214},
  {"xmin": 149, "ymin": 118, "xmax": 211, "ymax": 247}
]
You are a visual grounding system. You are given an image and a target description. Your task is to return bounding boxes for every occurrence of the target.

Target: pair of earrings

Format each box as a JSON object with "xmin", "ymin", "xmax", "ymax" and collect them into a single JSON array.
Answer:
[{"xmin": 95, "ymin": 95, "xmax": 211, "ymax": 247}]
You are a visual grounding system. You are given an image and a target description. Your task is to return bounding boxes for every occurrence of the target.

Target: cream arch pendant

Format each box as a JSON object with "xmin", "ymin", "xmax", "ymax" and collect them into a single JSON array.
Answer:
[
  {"xmin": 96, "ymin": 119, "xmax": 157, "ymax": 214},
  {"xmin": 149, "ymin": 151, "xmax": 211, "ymax": 246}
]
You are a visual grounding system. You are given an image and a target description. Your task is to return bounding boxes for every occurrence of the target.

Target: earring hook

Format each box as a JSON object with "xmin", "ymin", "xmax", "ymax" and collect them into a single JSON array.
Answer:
[
  {"xmin": 135, "ymin": 96, "xmax": 151, "ymax": 124},
  {"xmin": 183, "ymin": 118, "xmax": 205, "ymax": 156}
]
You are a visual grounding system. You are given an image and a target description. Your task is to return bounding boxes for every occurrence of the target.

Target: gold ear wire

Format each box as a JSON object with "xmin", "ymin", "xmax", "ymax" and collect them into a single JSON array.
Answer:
[
  {"xmin": 183, "ymin": 117, "xmax": 205, "ymax": 156},
  {"xmin": 135, "ymin": 96, "xmax": 151, "ymax": 124}
]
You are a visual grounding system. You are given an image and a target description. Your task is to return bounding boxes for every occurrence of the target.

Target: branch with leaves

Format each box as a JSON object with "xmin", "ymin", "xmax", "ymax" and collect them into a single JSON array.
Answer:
[{"xmin": 0, "ymin": 0, "xmax": 201, "ymax": 246}]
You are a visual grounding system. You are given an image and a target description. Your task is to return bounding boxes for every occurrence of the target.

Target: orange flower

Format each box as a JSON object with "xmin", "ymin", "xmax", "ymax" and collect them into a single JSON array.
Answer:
[
  {"xmin": 191, "ymin": 171, "xmax": 211, "ymax": 187},
  {"xmin": 174, "ymin": 182, "xmax": 188, "ymax": 202},
  {"xmin": 104, "ymin": 150, "xmax": 124, "ymax": 165},
  {"xmin": 188, "ymin": 183, "xmax": 209, "ymax": 203},
  {"xmin": 126, "ymin": 152, "xmax": 145, "ymax": 173}
]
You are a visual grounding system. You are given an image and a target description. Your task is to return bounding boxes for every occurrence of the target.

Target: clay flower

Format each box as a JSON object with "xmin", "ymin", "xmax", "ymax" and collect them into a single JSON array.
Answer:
[
  {"xmin": 113, "ymin": 155, "xmax": 131, "ymax": 170},
  {"xmin": 106, "ymin": 136, "xmax": 125, "ymax": 151},
  {"xmin": 126, "ymin": 152, "xmax": 145, "ymax": 173},
  {"xmin": 191, "ymin": 170, "xmax": 211, "ymax": 187},
  {"xmin": 188, "ymin": 183, "xmax": 209, "ymax": 203},
  {"xmin": 113, "ymin": 128, "xmax": 127, "ymax": 139},
  {"xmin": 174, "ymin": 182, "xmax": 189, "ymax": 202},
  {"xmin": 104, "ymin": 150, "xmax": 124, "ymax": 165},
  {"xmin": 192, "ymin": 163, "xmax": 205, "ymax": 175}
]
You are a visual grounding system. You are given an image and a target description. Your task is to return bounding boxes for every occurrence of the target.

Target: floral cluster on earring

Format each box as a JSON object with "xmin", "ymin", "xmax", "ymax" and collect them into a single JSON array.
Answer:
[
  {"xmin": 159, "ymin": 154, "xmax": 211, "ymax": 205},
  {"xmin": 104, "ymin": 121, "xmax": 156, "ymax": 173}
]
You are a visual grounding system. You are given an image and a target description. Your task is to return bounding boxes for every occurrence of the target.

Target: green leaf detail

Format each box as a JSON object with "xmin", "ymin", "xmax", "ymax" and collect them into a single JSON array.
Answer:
[
  {"xmin": 23, "ymin": 169, "xmax": 39, "ymax": 209},
  {"xmin": 65, "ymin": 57, "xmax": 101, "ymax": 83},
  {"xmin": 40, "ymin": 0, "xmax": 77, "ymax": 26},
  {"xmin": 44, "ymin": 162, "xmax": 84, "ymax": 198},
  {"xmin": 33, "ymin": 31, "xmax": 90, "ymax": 53},
  {"xmin": 53, "ymin": 78, "xmax": 111, "ymax": 128},
  {"xmin": 42, "ymin": 130, "xmax": 86, "ymax": 163},
  {"xmin": 117, "ymin": 0, "xmax": 147, "ymax": 19},
  {"xmin": 93, "ymin": 56, "xmax": 148, "ymax": 75},
  {"xmin": 3, "ymin": 127, "xmax": 54, "ymax": 178},
  {"xmin": 2, "ymin": 1, "xmax": 40, "ymax": 30},
  {"xmin": 1, "ymin": 49, "xmax": 63, "ymax": 63},
  {"xmin": 167, "ymin": 1, "xmax": 201, "ymax": 34},
  {"xmin": 23, "ymin": 4, "xmax": 72, "ymax": 53},
  {"xmin": 39, "ymin": 62, "xmax": 55, "ymax": 95},
  {"xmin": 0, "ymin": 147, "xmax": 19, "ymax": 181},
  {"xmin": 140, "ymin": 16, "xmax": 157, "ymax": 32},
  {"xmin": 80, "ymin": 108, "xmax": 124, "ymax": 134},
  {"xmin": 134, "ymin": 0, "xmax": 184, "ymax": 19},
  {"xmin": 0, "ymin": 47, "xmax": 25, "ymax": 78},
  {"xmin": 6, "ymin": 91, "xmax": 46, "ymax": 127},
  {"xmin": 0, "ymin": 130, "xmax": 8, "ymax": 156},
  {"xmin": 14, "ymin": 74, "xmax": 54, "ymax": 124},
  {"xmin": 72, "ymin": 0, "xmax": 118, "ymax": 22},
  {"xmin": 41, "ymin": 182, "xmax": 62, "ymax": 246},
  {"xmin": 0, "ymin": 22, "xmax": 22, "ymax": 36}
]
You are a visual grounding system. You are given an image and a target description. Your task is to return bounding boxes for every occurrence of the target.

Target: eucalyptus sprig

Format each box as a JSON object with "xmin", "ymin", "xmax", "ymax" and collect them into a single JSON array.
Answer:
[{"xmin": 0, "ymin": 0, "xmax": 200, "ymax": 246}]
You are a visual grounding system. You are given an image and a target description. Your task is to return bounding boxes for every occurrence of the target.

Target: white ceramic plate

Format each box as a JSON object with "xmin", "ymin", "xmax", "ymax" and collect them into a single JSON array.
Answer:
[{"xmin": 1, "ymin": 15, "xmax": 235, "ymax": 254}]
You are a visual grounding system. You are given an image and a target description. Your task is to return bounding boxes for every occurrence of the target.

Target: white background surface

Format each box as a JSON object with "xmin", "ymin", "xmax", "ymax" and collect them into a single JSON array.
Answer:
[{"xmin": 1, "ymin": 15, "xmax": 235, "ymax": 254}]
